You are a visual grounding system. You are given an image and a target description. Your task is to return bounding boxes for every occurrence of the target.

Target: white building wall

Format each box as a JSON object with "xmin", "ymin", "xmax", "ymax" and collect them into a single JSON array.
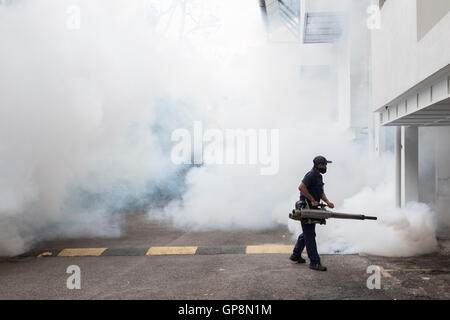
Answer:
[
  {"xmin": 372, "ymin": 0, "xmax": 450, "ymax": 235},
  {"xmin": 371, "ymin": 0, "xmax": 450, "ymax": 110},
  {"xmin": 302, "ymin": 0, "xmax": 372, "ymax": 134}
]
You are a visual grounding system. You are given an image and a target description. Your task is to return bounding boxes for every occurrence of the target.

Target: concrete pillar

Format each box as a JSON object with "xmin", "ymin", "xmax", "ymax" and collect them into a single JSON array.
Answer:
[
  {"xmin": 394, "ymin": 126, "xmax": 402, "ymax": 207},
  {"xmin": 372, "ymin": 113, "xmax": 380, "ymax": 157},
  {"xmin": 401, "ymin": 126, "xmax": 419, "ymax": 207},
  {"xmin": 259, "ymin": 0, "xmax": 269, "ymax": 31},
  {"xmin": 337, "ymin": 38, "xmax": 351, "ymax": 129}
]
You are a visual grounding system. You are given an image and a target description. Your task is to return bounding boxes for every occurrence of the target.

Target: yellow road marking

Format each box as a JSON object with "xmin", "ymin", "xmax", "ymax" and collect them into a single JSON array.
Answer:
[
  {"xmin": 146, "ymin": 246, "xmax": 198, "ymax": 256},
  {"xmin": 37, "ymin": 251, "xmax": 53, "ymax": 258},
  {"xmin": 58, "ymin": 248, "xmax": 107, "ymax": 257},
  {"xmin": 378, "ymin": 267, "xmax": 438, "ymax": 277},
  {"xmin": 379, "ymin": 266, "xmax": 393, "ymax": 278},
  {"xmin": 401, "ymin": 268, "xmax": 433, "ymax": 272},
  {"xmin": 246, "ymin": 245, "xmax": 294, "ymax": 254}
]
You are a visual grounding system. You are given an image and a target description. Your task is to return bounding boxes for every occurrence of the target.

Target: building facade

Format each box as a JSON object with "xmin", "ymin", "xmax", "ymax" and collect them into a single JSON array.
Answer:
[
  {"xmin": 372, "ymin": 0, "xmax": 450, "ymax": 237},
  {"xmin": 260, "ymin": 0, "xmax": 372, "ymax": 140}
]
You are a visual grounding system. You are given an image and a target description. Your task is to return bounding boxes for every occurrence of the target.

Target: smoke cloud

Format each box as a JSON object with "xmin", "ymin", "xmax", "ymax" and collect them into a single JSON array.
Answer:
[{"xmin": 0, "ymin": 0, "xmax": 439, "ymax": 257}]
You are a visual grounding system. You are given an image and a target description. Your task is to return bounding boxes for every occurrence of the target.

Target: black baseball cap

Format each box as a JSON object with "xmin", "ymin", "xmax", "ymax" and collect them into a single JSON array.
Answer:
[{"xmin": 313, "ymin": 156, "xmax": 332, "ymax": 165}]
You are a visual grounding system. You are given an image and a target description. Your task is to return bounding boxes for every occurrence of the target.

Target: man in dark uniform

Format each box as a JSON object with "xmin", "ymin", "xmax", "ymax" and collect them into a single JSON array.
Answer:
[{"xmin": 289, "ymin": 156, "xmax": 334, "ymax": 271}]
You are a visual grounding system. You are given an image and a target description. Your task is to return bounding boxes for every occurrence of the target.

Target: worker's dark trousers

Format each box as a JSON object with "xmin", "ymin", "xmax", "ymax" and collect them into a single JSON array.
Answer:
[{"xmin": 293, "ymin": 222, "xmax": 321, "ymax": 265}]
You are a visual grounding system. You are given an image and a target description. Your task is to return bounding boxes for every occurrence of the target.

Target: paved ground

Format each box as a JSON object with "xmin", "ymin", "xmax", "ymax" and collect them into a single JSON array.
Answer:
[{"xmin": 0, "ymin": 213, "xmax": 449, "ymax": 300}]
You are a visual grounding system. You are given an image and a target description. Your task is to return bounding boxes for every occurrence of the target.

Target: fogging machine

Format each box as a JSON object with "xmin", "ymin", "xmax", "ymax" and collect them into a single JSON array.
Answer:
[{"xmin": 289, "ymin": 202, "xmax": 377, "ymax": 224}]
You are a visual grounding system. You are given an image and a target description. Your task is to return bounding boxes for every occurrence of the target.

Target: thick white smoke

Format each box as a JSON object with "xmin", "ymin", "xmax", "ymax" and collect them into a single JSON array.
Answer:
[
  {"xmin": 0, "ymin": 0, "xmax": 209, "ymax": 255},
  {"xmin": 0, "ymin": 0, "xmax": 438, "ymax": 257},
  {"xmin": 317, "ymin": 184, "xmax": 437, "ymax": 257}
]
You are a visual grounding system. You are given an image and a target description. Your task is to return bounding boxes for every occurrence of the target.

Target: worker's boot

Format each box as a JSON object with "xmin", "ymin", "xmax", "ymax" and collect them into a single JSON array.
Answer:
[
  {"xmin": 309, "ymin": 263, "xmax": 327, "ymax": 271},
  {"xmin": 297, "ymin": 257, "xmax": 306, "ymax": 264},
  {"xmin": 289, "ymin": 254, "xmax": 306, "ymax": 263}
]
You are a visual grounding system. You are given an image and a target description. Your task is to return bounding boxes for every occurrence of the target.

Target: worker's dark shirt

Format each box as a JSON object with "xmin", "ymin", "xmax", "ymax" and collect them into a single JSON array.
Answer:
[{"xmin": 300, "ymin": 167, "xmax": 324, "ymax": 205}]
